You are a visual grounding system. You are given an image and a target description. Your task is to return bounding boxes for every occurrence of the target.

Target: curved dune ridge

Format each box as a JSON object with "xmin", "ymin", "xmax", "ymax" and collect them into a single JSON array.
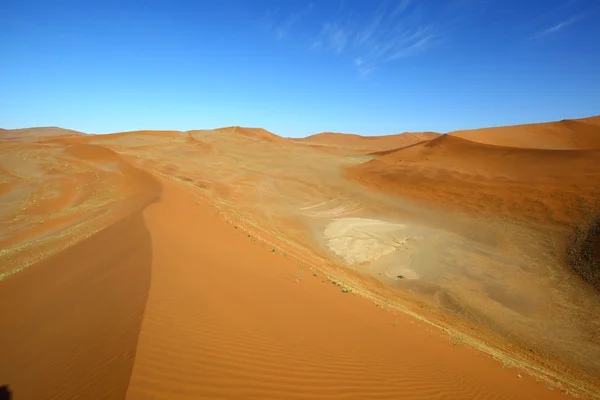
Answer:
[
  {"xmin": 298, "ymin": 131, "xmax": 441, "ymax": 153},
  {"xmin": 348, "ymin": 134, "xmax": 600, "ymax": 225},
  {"xmin": 448, "ymin": 116, "xmax": 600, "ymax": 149},
  {"xmin": 2, "ymin": 117, "xmax": 600, "ymax": 399},
  {"xmin": 0, "ymin": 127, "xmax": 84, "ymax": 141},
  {"xmin": 216, "ymin": 126, "xmax": 286, "ymax": 142}
]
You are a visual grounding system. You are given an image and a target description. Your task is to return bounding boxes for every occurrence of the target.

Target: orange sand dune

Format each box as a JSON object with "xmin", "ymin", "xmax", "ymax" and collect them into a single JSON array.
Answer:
[
  {"xmin": 216, "ymin": 126, "xmax": 286, "ymax": 142},
  {"xmin": 298, "ymin": 131, "xmax": 441, "ymax": 153},
  {"xmin": 0, "ymin": 126, "xmax": 84, "ymax": 141},
  {"xmin": 579, "ymin": 115, "xmax": 600, "ymax": 126},
  {"xmin": 347, "ymin": 134, "xmax": 600, "ymax": 225},
  {"xmin": 449, "ymin": 115, "xmax": 600, "ymax": 149},
  {"xmin": 88, "ymin": 129, "xmax": 185, "ymax": 140}
]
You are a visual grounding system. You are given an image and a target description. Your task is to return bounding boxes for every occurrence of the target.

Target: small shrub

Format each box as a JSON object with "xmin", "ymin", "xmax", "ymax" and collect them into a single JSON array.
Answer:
[
  {"xmin": 566, "ymin": 215, "xmax": 600, "ymax": 291},
  {"xmin": 397, "ymin": 275, "xmax": 404, "ymax": 279}
]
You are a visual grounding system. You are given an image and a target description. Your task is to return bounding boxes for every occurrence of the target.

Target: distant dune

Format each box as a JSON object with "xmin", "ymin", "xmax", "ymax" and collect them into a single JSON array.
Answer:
[
  {"xmin": 297, "ymin": 131, "xmax": 441, "ymax": 153},
  {"xmin": 0, "ymin": 127, "xmax": 84, "ymax": 141},
  {"xmin": 216, "ymin": 126, "xmax": 285, "ymax": 142},
  {"xmin": 448, "ymin": 116, "xmax": 600, "ymax": 149}
]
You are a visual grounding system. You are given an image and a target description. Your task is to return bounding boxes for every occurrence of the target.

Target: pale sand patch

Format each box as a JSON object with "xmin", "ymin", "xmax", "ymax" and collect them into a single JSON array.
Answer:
[{"xmin": 323, "ymin": 218, "xmax": 411, "ymax": 265}]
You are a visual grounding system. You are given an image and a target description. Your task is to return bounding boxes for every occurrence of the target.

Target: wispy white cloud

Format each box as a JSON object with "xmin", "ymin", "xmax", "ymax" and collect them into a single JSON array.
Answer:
[
  {"xmin": 261, "ymin": 0, "xmax": 478, "ymax": 75},
  {"xmin": 310, "ymin": 0, "xmax": 449, "ymax": 75},
  {"xmin": 265, "ymin": 2, "xmax": 316, "ymax": 41},
  {"xmin": 534, "ymin": 14, "xmax": 582, "ymax": 38}
]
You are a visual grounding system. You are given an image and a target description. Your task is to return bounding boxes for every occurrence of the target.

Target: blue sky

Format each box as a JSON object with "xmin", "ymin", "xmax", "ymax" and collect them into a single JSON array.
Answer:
[{"xmin": 1, "ymin": 0, "xmax": 599, "ymax": 137}]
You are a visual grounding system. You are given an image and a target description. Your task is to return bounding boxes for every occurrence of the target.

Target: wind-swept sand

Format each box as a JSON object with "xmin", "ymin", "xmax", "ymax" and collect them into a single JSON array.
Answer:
[{"xmin": 1, "ymin": 116, "xmax": 599, "ymax": 399}]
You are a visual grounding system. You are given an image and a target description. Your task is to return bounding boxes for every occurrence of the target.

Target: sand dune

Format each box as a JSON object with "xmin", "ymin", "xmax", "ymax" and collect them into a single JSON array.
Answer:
[
  {"xmin": 449, "ymin": 116, "xmax": 600, "ymax": 149},
  {"xmin": 216, "ymin": 126, "xmax": 286, "ymax": 142},
  {"xmin": 298, "ymin": 131, "xmax": 440, "ymax": 153},
  {"xmin": 2, "ymin": 118, "xmax": 599, "ymax": 399},
  {"xmin": 348, "ymin": 134, "xmax": 600, "ymax": 225},
  {"xmin": 0, "ymin": 127, "xmax": 84, "ymax": 142}
]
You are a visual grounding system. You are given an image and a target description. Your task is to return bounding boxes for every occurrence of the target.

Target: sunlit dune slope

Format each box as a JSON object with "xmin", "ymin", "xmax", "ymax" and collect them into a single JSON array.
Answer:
[
  {"xmin": 298, "ymin": 131, "xmax": 440, "ymax": 153},
  {"xmin": 347, "ymin": 134, "xmax": 600, "ymax": 225},
  {"xmin": 449, "ymin": 115, "xmax": 600, "ymax": 149}
]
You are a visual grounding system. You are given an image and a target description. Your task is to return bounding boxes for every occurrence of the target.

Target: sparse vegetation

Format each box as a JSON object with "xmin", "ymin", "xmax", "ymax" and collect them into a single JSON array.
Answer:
[
  {"xmin": 397, "ymin": 275, "xmax": 404, "ymax": 279},
  {"xmin": 566, "ymin": 214, "xmax": 600, "ymax": 291}
]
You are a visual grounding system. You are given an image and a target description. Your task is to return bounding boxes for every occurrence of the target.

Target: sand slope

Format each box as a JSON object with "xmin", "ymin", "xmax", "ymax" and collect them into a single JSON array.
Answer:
[{"xmin": 449, "ymin": 116, "xmax": 600, "ymax": 149}]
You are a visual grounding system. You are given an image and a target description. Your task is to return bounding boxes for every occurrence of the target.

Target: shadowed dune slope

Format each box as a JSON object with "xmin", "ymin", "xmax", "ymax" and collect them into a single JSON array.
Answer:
[
  {"xmin": 347, "ymin": 134, "xmax": 600, "ymax": 225},
  {"xmin": 0, "ymin": 213, "xmax": 154, "ymax": 400},
  {"xmin": 449, "ymin": 116, "xmax": 600, "ymax": 149},
  {"xmin": 298, "ymin": 131, "xmax": 441, "ymax": 153}
]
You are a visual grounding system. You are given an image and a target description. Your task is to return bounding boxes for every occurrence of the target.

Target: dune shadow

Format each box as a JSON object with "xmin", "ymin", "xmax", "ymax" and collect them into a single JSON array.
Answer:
[{"xmin": 0, "ymin": 212, "xmax": 153, "ymax": 399}]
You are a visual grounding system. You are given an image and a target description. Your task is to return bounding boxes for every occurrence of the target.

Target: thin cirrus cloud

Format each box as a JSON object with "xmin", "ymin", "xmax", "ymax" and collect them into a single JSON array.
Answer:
[
  {"xmin": 310, "ymin": 0, "xmax": 444, "ymax": 75},
  {"xmin": 534, "ymin": 14, "xmax": 582, "ymax": 38},
  {"xmin": 264, "ymin": 0, "xmax": 463, "ymax": 75}
]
